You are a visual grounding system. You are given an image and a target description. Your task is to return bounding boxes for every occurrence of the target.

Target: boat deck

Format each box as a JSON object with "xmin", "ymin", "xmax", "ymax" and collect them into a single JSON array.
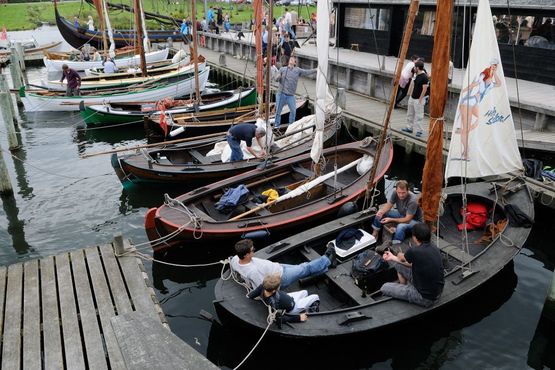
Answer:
[{"xmin": 0, "ymin": 237, "xmax": 218, "ymax": 370}]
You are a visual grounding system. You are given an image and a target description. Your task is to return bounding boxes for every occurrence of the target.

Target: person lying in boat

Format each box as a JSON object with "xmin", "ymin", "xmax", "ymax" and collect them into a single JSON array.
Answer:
[
  {"xmin": 226, "ymin": 124, "xmax": 267, "ymax": 162},
  {"xmin": 247, "ymin": 274, "xmax": 320, "ymax": 323},
  {"xmin": 371, "ymin": 180, "xmax": 423, "ymax": 245},
  {"xmin": 230, "ymin": 239, "xmax": 336, "ymax": 289},
  {"xmin": 380, "ymin": 222, "xmax": 444, "ymax": 307}
]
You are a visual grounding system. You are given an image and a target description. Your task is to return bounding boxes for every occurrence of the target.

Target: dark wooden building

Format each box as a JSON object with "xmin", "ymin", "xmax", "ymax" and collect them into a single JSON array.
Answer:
[{"xmin": 333, "ymin": 0, "xmax": 555, "ymax": 85}]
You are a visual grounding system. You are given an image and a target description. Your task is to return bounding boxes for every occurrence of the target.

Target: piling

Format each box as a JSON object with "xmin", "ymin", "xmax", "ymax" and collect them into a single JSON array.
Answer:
[
  {"xmin": 0, "ymin": 92, "xmax": 20, "ymax": 150},
  {"xmin": 0, "ymin": 142, "xmax": 14, "ymax": 194},
  {"xmin": 0, "ymin": 75, "xmax": 17, "ymax": 122},
  {"xmin": 8, "ymin": 47, "xmax": 24, "ymax": 105},
  {"xmin": 336, "ymin": 87, "xmax": 346, "ymax": 109},
  {"xmin": 548, "ymin": 268, "xmax": 555, "ymax": 302},
  {"xmin": 14, "ymin": 42, "xmax": 26, "ymax": 72},
  {"xmin": 219, "ymin": 53, "xmax": 227, "ymax": 66}
]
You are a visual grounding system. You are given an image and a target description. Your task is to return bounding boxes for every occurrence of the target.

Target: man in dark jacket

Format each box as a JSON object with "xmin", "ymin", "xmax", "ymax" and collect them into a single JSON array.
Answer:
[
  {"xmin": 380, "ymin": 222, "xmax": 444, "ymax": 307},
  {"xmin": 60, "ymin": 64, "xmax": 81, "ymax": 96},
  {"xmin": 226, "ymin": 124, "xmax": 266, "ymax": 161}
]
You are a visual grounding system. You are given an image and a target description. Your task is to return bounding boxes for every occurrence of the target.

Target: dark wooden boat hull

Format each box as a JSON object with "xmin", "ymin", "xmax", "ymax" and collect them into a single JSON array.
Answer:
[
  {"xmin": 213, "ymin": 179, "xmax": 534, "ymax": 339},
  {"xmin": 55, "ymin": 2, "xmax": 184, "ymax": 50},
  {"xmin": 144, "ymin": 99, "xmax": 310, "ymax": 143},
  {"xmin": 113, "ymin": 118, "xmax": 339, "ymax": 186},
  {"xmin": 145, "ymin": 139, "xmax": 394, "ymax": 252}
]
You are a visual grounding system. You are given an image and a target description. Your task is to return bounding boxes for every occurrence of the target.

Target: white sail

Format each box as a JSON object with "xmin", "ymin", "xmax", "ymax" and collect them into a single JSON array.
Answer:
[
  {"xmin": 101, "ymin": 0, "xmax": 116, "ymax": 56},
  {"xmin": 445, "ymin": 0, "xmax": 522, "ymax": 179},
  {"xmin": 310, "ymin": 0, "xmax": 337, "ymax": 163},
  {"xmin": 139, "ymin": 0, "xmax": 150, "ymax": 53}
]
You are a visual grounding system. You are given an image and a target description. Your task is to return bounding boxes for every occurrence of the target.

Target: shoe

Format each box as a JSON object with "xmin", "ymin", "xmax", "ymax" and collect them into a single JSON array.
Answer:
[
  {"xmin": 325, "ymin": 242, "xmax": 337, "ymax": 268},
  {"xmin": 307, "ymin": 300, "xmax": 320, "ymax": 313},
  {"xmin": 401, "ymin": 127, "xmax": 413, "ymax": 134},
  {"xmin": 415, "ymin": 131, "xmax": 423, "ymax": 138}
]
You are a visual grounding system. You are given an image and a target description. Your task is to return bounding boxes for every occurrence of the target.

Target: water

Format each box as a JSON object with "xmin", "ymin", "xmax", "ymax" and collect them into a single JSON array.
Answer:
[{"xmin": 1, "ymin": 61, "xmax": 555, "ymax": 369}]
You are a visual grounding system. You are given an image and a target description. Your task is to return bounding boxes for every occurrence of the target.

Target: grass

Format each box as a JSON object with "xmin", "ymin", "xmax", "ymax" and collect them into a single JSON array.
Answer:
[{"xmin": 0, "ymin": 1, "xmax": 316, "ymax": 31}]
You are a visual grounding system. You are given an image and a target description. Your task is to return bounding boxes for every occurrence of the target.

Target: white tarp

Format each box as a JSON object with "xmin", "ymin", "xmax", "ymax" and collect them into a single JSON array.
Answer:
[
  {"xmin": 445, "ymin": 0, "xmax": 523, "ymax": 179},
  {"xmin": 310, "ymin": 0, "xmax": 338, "ymax": 163}
]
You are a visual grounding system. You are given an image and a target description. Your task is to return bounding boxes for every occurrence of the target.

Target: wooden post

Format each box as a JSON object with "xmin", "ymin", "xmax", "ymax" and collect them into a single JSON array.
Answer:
[
  {"xmin": 9, "ymin": 47, "xmax": 24, "ymax": 105},
  {"xmin": 0, "ymin": 92, "xmax": 20, "ymax": 150},
  {"xmin": 0, "ymin": 75, "xmax": 17, "ymax": 122},
  {"xmin": 133, "ymin": 0, "xmax": 147, "ymax": 77},
  {"xmin": 336, "ymin": 87, "xmax": 346, "ymax": 109},
  {"xmin": 14, "ymin": 42, "xmax": 26, "ymax": 71},
  {"xmin": 191, "ymin": 0, "xmax": 201, "ymax": 103},
  {"xmin": 0, "ymin": 141, "xmax": 14, "ymax": 195},
  {"xmin": 548, "ymin": 268, "xmax": 555, "ymax": 302},
  {"xmin": 113, "ymin": 235, "xmax": 126, "ymax": 255}
]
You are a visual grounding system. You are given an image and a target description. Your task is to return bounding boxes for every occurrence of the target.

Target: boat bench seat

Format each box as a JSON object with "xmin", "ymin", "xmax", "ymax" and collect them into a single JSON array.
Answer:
[
  {"xmin": 299, "ymin": 247, "xmax": 375, "ymax": 306},
  {"xmin": 291, "ymin": 166, "xmax": 347, "ymax": 189},
  {"xmin": 436, "ymin": 238, "xmax": 474, "ymax": 264},
  {"xmin": 189, "ymin": 149, "xmax": 212, "ymax": 165}
]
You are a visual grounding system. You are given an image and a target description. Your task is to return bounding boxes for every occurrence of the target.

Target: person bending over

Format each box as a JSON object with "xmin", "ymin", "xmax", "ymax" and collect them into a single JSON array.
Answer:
[
  {"xmin": 380, "ymin": 222, "xmax": 444, "ymax": 307},
  {"xmin": 226, "ymin": 124, "xmax": 267, "ymax": 162}
]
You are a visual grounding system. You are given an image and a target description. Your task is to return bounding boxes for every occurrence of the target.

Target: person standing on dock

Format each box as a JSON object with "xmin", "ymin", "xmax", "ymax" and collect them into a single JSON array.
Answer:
[
  {"xmin": 274, "ymin": 56, "xmax": 316, "ymax": 127},
  {"xmin": 402, "ymin": 60, "xmax": 429, "ymax": 137},
  {"xmin": 395, "ymin": 54, "xmax": 419, "ymax": 108},
  {"xmin": 226, "ymin": 124, "xmax": 267, "ymax": 161},
  {"xmin": 60, "ymin": 64, "xmax": 81, "ymax": 97}
]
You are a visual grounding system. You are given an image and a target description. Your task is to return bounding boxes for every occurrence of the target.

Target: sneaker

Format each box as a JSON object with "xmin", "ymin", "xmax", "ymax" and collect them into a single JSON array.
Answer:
[
  {"xmin": 325, "ymin": 242, "xmax": 337, "ymax": 268},
  {"xmin": 415, "ymin": 131, "xmax": 423, "ymax": 138},
  {"xmin": 401, "ymin": 127, "xmax": 413, "ymax": 134}
]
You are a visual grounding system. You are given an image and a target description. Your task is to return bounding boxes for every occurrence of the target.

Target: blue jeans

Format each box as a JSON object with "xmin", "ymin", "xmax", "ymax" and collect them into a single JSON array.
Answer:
[
  {"xmin": 226, "ymin": 135, "xmax": 243, "ymax": 161},
  {"xmin": 280, "ymin": 256, "xmax": 330, "ymax": 288},
  {"xmin": 274, "ymin": 92, "xmax": 296, "ymax": 127},
  {"xmin": 372, "ymin": 210, "xmax": 419, "ymax": 242},
  {"xmin": 285, "ymin": 23, "xmax": 296, "ymax": 39}
]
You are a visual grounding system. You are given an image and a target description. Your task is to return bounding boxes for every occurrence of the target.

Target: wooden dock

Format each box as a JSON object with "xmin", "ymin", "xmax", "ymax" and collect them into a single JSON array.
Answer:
[{"xmin": 0, "ymin": 237, "xmax": 218, "ymax": 370}]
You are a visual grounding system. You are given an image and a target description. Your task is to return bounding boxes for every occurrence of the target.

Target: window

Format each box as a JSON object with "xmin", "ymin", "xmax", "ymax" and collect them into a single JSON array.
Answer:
[
  {"xmin": 490, "ymin": 12, "xmax": 554, "ymax": 48},
  {"xmin": 344, "ymin": 7, "xmax": 391, "ymax": 31},
  {"xmin": 414, "ymin": 10, "xmax": 435, "ymax": 36}
]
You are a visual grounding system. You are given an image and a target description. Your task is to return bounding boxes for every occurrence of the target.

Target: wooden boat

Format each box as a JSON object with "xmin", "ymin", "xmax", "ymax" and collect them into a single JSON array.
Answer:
[
  {"xmin": 0, "ymin": 41, "xmax": 62, "ymax": 56},
  {"xmin": 144, "ymin": 98, "xmax": 309, "ymax": 142},
  {"xmin": 213, "ymin": 179, "xmax": 534, "ymax": 338},
  {"xmin": 43, "ymin": 48, "xmax": 169, "ymax": 72},
  {"xmin": 112, "ymin": 114, "xmax": 338, "ymax": 185},
  {"xmin": 144, "ymin": 139, "xmax": 393, "ymax": 252},
  {"xmin": 80, "ymin": 87, "xmax": 257, "ymax": 126},
  {"xmin": 45, "ymin": 60, "xmax": 205, "ymax": 91},
  {"xmin": 20, "ymin": 66, "xmax": 210, "ymax": 112},
  {"xmin": 54, "ymin": 0, "xmax": 185, "ymax": 50},
  {"xmin": 213, "ymin": 0, "xmax": 535, "ymax": 339}
]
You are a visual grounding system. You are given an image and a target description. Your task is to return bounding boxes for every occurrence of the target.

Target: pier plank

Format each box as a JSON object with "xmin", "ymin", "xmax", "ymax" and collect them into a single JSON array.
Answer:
[
  {"xmin": 56, "ymin": 253, "xmax": 86, "ymax": 370},
  {"xmin": 70, "ymin": 250, "xmax": 109, "ymax": 370},
  {"xmin": 99, "ymin": 243, "xmax": 133, "ymax": 315},
  {"xmin": 1, "ymin": 263, "xmax": 23, "ymax": 370},
  {"xmin": 116, "ymin": 240, "xmax": 158, "ymax": 320},
  {"xmin": 23, "ymin": 260, "xmax": 41, "ymax": 370},
  {"xmin": 41, "ymin": 256, "xmax": 64, "ymax": 370},
  {"xmin": 84, "ymin": 247, "xmax": 126, "ymax": 370},
  {"xmin": 0, "ymin": 266, "xmax": 6, "ymax": 354}
]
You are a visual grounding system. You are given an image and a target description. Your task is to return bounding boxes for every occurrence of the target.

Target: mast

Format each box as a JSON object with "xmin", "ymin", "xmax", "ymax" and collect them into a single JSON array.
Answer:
[
  {"xmin": 365, "ymin": 0, "xmax": 420, "ymax": 197},
  {"xmin": 91, "ymin": 0, "xmax": 109, "ymax": 53},
  {"xmin": 191, "ymin": 0, "xmax": 201, "ymax": 102},
  {"xmin": 133, "ymin": 0, "xmax": 147, "ymax": 77},
  {"xmin": 254, "ymin": 0, "xmax": 264, "ymax": 113},
  {"xmin": 263, "ymin": 0, "xmax": 273, "ymax": 124},
  {"xmin": 420, "ymin": 0, "xmax": 453, "ymax": 224}
]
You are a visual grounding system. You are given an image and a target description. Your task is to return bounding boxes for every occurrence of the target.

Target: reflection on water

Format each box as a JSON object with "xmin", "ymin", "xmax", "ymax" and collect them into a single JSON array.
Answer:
[
  {"xmin": 1, "ymin": 194, "xmax": 32, "ymax": 256},
  {"xmin": 528, "ymin": 299, "xmax": 555, "ymax": 369}
]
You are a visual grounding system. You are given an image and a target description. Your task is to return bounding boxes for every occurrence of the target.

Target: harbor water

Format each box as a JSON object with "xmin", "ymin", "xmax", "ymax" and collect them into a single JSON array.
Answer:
[{"xmin": 1, "ymin": 57, "xmax": 555, "ymax": 368}]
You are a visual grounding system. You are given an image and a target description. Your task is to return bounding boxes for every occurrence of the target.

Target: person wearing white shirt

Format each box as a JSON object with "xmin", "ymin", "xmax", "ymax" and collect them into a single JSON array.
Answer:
[{"xmin": 395, "ymin": 54, "xmax": 419, "ymax": 108}]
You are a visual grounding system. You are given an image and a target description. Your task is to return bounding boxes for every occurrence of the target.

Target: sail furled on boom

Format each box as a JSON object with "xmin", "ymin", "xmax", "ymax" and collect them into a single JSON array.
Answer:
[
  {"xmin": 445, "ymin": 0, "xmax": 522, "ymax": 179},
  {"xmin": 310, "ymin": 0, "xmax": 338, "ymax": 163}
]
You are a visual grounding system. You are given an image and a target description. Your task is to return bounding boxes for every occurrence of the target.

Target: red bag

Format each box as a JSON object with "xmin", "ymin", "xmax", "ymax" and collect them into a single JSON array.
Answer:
[{"xmin": 458, "ymin": 202, "xmax": 488, "ymax": 231}]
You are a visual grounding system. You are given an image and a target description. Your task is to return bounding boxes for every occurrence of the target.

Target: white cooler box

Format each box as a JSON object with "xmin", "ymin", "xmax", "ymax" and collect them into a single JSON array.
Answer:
[{"xmin": 328, "ymin": 229, "xmax": 377, "ymax": 260}]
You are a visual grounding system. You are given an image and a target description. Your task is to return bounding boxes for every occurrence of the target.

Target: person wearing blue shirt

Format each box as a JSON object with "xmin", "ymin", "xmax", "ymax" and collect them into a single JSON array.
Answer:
[
  {"xmin": 207, "ymin": 7, "xmax": 214, "ymax": 24},
  {"xmin": 180, "ymin": 18, "xmax": 188, "ymax": 35},
  {"xmin": 226, "ymin": 124, "xmax": 266, "ymax": 161}
]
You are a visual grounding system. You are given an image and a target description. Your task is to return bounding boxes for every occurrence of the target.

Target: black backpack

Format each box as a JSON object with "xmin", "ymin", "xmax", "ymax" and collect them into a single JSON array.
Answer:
[{"xmin": 351, "ymin": 250, "xmax": 395, "ymax": 293}]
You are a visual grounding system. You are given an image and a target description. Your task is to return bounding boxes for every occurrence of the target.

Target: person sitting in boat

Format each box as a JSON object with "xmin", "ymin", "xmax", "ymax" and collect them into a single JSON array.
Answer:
[
  {"xmin": 92, "ymin": 50, "xmax": 102, "ymax": 61},
  {"xmin": 80, "ymin": 48, "xmax": 90, "ymax": 61},
  {"xmin": 247, "ymin": 274, "xmax": 320, "ymax": 323},
  {"xmin": 60, "ymin": 64, "xmax": 81, "ymax": 97},
  {"xmin": 230, "ymin": 239, "xmax": 336, "ymax": 290},
  {"xmin": 102, "ymin": 56, "xmax": 118, "ymax": 74},
  {"xmin": 380, "ymin": 222, "xmax": 444, "ymax": 307},
  {"xmin": 371, "ymin": 180, "xmax": 423, "ymax": 245},
  {"xmin": 226, "ymin": 124, "xmax": 267, "ymax": 162}
]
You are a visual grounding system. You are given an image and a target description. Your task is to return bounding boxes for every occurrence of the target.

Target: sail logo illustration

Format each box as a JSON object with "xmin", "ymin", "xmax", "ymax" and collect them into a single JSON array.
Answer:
[{"xmin": 445, "ymin": 0, "xmax": 522, "ymax": 179}]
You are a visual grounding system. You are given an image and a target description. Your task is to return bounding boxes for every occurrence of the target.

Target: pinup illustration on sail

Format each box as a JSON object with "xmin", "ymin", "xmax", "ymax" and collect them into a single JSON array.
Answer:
[{"xmin": 453, "ymin": 58, "xmax": 502, "ymax": 160}]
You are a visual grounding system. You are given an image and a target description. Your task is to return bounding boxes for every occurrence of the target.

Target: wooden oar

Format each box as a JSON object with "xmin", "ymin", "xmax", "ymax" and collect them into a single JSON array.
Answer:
[{"xmin": 80, "ymin": 131, "xmax": 226, "ymax": 158}]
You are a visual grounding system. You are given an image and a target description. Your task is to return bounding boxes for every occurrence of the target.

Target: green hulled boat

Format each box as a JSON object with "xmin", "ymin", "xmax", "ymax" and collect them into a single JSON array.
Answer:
[{"xmin": 79, "ymin": 87, "xmax": 257, "ymax": 126}]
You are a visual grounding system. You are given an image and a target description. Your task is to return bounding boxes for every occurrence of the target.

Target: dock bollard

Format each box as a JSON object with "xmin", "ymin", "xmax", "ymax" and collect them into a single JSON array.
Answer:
[
  {"xmin": 0, "ymin": 141, "xmax": 13, "ymax": 195},
  {"xmin": 113, "ymin": 235, "xmax": 126, "ymax": 255},
  {"xmin": 219, "ymin": 53, "xmax": 227, "ymax": 66},
  {"xmin": 0, "ymin": 92, "xmax": 20, "ymax": 150},
  {"xmin": 336, "ymin": 88, "xmax": 346, "ymax": 110}
]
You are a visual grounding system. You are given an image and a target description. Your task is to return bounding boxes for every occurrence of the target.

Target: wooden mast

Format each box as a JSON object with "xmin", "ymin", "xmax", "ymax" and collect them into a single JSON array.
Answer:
[
  {"xmin": 365, "ymin": 0, "xmax": 420, "ymax": 196},
  {"xmin": 263, "ymin": 0, "xmax": 273, "ymax": 124},
  {"xmin": 420, "ymin": 0, "xmax": 453, "ymax": 224},
  {"xmin": 90, "ymin": 0, "xmax": 109, "ymax": 54},
  {"xmin": 191, "ymin": 0, "xmax": 201, "ymax": 102},
  {"xmin": 133, "ymin": 0, "xmax": 147, "ymax": 77}
]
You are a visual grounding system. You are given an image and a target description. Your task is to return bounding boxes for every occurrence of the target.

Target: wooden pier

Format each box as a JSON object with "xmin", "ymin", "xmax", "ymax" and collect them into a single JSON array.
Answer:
[{"xmin": 0, "ymin": 237, "xmax": 218, "ymax": 370}]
